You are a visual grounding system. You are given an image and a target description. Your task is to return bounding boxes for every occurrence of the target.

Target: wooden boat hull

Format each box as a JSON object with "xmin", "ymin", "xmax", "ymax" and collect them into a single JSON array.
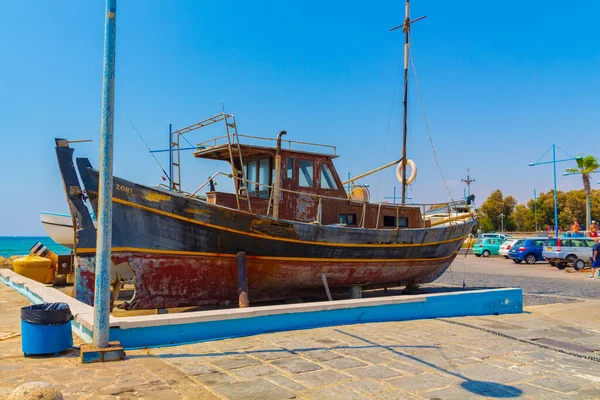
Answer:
[{"xmin": 55, "ymin": 145, "xmax": 476, "ymax": 309}]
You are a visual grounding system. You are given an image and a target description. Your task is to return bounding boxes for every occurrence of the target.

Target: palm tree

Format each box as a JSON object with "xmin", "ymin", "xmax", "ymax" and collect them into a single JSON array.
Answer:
[{"xmin": 565, "ymin": 155, "xmax": 600, "ymax": 231}]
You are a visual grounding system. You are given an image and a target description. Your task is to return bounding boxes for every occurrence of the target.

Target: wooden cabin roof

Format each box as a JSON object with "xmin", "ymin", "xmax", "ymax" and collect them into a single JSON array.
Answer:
[{"xmin": 193, "ymin": 143, "xmax": 339, "ymax": 161}]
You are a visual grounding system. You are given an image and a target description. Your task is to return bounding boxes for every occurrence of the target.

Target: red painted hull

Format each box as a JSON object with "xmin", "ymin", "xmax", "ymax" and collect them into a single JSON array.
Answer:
[{"xmin": 75, "ymin": 251, "xmax": 458, "ymax": 310}]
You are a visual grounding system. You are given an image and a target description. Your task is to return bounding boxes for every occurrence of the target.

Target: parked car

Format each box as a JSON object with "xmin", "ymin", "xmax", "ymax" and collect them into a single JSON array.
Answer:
[
  {"xmin": 507, "ymin": 238, "xmax": 547, "ymax": 264},
  {"xmin": 479, "ymin": 233, "xmax": 510, "ymax": 243},
  {"xmin": 499, "ymin": 239, "xmax": 518, "ymax": 258},
  {"xmin": 472, "ymin": 238, "xmax": 501, "ymax": 257},
  {"xmin": 542, "ymin": 237, "xmax": 595, "ymax": 270}
]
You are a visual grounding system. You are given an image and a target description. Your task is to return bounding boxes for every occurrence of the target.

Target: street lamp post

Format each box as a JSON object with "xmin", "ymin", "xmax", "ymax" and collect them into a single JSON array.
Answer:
[
  {"xmin": 499, "ymin": 213, "xmax": 505, "ymax": 232},
  {"xmin": 528, "ymin": 144, "xmax": 582, "ymax": 238},
  {"xmin": 533, "ymin": 189, "xmax": 538, "ymax": 232}
]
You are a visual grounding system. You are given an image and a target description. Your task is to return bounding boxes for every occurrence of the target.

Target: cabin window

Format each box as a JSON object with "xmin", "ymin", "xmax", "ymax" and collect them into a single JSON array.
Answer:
[
  {"xmin": 320, "ymin": 164, "xmax": 336, "ymax": 190},
  {"xmin": 338, "ymin": 213, "xmax": 357, "ymax": 226},
  {"xmin": 299, "ymin": 160, "xmax": 314, "ymax": 187},
  {"xmin": 247, "ymin": 161, "xmax": 257, "ymax": 193},
  {"xmin": 286, "ymin": 158, "xmax": 294, "ymax": 179},
  {"xmin": 383, "ymin": 216, "xmax": 409, "ymax": 228},
  {"xmin": 244, "ymin": 158, "xmax": 271, "ymax": 198},
  {"xmin": 258, "ymin": 158, "xmax": 270, "ymax": 198}
]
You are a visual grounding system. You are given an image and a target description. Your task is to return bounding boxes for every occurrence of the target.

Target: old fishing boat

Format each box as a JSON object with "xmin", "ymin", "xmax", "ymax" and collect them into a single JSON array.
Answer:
[{"xmin": 55, "ymin": 1, "xmax": 476, "ymax": 310}]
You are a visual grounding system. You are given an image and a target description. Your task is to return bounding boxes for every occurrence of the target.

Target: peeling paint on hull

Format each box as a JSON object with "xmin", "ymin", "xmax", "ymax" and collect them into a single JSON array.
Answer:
[{"xmin": 75, "ymin": 251, "xmax": 460, "ymax": 310}]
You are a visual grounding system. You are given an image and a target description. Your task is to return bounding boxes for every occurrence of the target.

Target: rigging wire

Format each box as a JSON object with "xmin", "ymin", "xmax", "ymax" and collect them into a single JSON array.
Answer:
[
  {"xmin": 409, "ymin": 48, "xmax": 455, "ymax": 204},
  {"xmin": 182, "ymin": 134, "xmax": 195, "ymax": 149},
  {"xmin": 126, "ymin": 117, "xmax": 171, "ymax": 183}
]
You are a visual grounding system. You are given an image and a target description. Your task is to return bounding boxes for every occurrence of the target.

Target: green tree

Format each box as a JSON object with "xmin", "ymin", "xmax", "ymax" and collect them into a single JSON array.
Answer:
[
  {"xmin": 565, "ymin": 155, "xmax": 600, "ymax": 230},
  {"xmin": 478, "ymin": 189, "xmax": 517, "ymax": 232},
  {"xmin": 513, "ymin": 204, "xmax": 529, "ymax": 231}
]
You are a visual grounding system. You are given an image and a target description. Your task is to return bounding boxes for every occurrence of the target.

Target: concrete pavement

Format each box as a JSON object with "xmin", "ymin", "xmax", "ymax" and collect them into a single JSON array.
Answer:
[{"xmin": 1, "ymin": 258, "xmax": 600, "ymax": 399}]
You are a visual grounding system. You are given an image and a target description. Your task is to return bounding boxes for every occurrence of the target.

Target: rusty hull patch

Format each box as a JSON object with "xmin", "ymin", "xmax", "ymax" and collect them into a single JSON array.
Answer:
[{"xmin": 250, "ymin": 219, "xmax": 300, "ymax": 239}]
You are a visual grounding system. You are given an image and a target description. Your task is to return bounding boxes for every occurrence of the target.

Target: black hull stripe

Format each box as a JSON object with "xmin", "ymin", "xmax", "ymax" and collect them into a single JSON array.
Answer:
[{"xmin": 42, "ymin": 221, "xmax": 73, "ymax": 228}]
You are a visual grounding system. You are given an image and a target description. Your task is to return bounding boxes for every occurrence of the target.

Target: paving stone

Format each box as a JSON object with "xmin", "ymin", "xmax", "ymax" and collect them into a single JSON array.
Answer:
[
  {"xmin": 211, "ymin": 355, "xmax": 262, "ymax": 370},
  {"xmin": 302, "ymin": 384, "xmax": 369, "ymax": 400},
  {"xmin": 510, "ymin": 383, "xmax": 573, "ymax": 400},
  {"xmin": 346, "ymin": 365, "xmax": 402, "ymax": 380},
  {"xmin": 229, "ymin": 365, "xmax": 278, "ymax": 379},
  {"xmin": 192, "ymin": 372, "xmax": 237, "ymax": 386},
  {"xmin": 300, "ymin": 349, "xmax": 343, "ymax": 362},
  {"xmin": 291, "ymin": 369, "xmax": 351, "ymax": 388},
  {"xmin": 271, "ymin": 357, "xmax": 322, "ymax": 374},
  {"xmin": 425, "ymin": 381, "xmax": 520, "ymax": 400},
  {"xmin": 457, "ymin": 363, "xmax": 529, "ymax": 384},
  {"xmin": 388, "ymin": 361, "xmax": 426, "ymax": 375},
  {"xmin": 372, "ymin": 390, "xmax": 422, "ymax": 399},
  {"xmin": 322, "ymin": 357, "xmax": 367, "ymax": 370},
  {"xmin": 212, "ymin": 379, "xmax": 295, "ymax": 400},
  {"xmin": 577, "ymin": 387, "xmax": 600, "ymax": 399},
  {"xmin": 387, "ymin": 373, "xmax": 461, "ymax": 393},
  {"xmin": 351, "ymin": 353, "xmax": 393, "ymax": 365},
  {"xmin": 344, "ymin": 379, "xmax": 389, "ymax": 395},
  {"xmin": 528, "ymin": 377, "xmax": 583, "ymax": 393},
  {"xmin": 264, "ymin": 375, "xmax": 307, "ymax": 392},
  {"xmin": 250, "ymin": 349, "xmax": 295, "ymax": 361},
  {"xmin": 171, "ymin": 363, "xmax": 221, "ymax": 376}
]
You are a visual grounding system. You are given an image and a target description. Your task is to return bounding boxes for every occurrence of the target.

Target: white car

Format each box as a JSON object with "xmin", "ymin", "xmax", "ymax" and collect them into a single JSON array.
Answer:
[{"xmin": 499, "ymin": 239, "xmax": 518, "ymax": 258}]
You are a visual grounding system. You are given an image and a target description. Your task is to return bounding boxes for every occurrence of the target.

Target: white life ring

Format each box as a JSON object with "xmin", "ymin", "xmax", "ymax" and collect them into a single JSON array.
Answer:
[{"xmin": 396, "ymin": 159, "xmax": 417, "ymax": 185}]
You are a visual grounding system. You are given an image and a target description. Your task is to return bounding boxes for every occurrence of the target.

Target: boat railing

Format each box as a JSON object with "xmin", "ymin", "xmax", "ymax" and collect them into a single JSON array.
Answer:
[
  {"xmin": 188, "ymin": 172, "xmax": 474, "ymax": 228},
  {"xmin": 196, "ymin": 134, "xmax": 337, "ymax": 156}
]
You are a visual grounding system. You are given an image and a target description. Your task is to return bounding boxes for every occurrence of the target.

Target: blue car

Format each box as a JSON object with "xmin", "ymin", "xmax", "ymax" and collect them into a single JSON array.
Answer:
[{"xmin": 508, "ymin": 238, "xmax": 547, "ymax": 264}]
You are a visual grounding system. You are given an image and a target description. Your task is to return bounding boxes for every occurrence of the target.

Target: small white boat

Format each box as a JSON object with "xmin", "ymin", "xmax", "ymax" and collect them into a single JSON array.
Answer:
[
  {"xmin": 40, "ymin": 212, "xmax": 97, "ymax": 249},
  {"xmin": 40, "ymin": 212, "xmax": 75, "ymax": 248},
  {"xmin": 425, "ymin": 200, "xmax": 476, "ymax": 227}
]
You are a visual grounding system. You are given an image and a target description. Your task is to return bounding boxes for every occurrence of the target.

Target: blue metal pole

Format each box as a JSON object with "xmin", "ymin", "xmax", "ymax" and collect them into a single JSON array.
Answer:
[
  {"xmin": 168, "ymin": 124, "xmax": 172, "ymax": 191},
  {"xmin": 552, "ymin": 144, "xmax": 559, "ymax": 237},
  {"xmin": 93, "ymin": 0, "xmax": 117, "ymax": 349}
]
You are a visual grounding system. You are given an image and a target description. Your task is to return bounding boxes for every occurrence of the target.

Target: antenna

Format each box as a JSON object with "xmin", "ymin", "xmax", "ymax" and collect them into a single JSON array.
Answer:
[{"xmin": 461, "ymin": 169, "xmax": 476, "ymax": 197}]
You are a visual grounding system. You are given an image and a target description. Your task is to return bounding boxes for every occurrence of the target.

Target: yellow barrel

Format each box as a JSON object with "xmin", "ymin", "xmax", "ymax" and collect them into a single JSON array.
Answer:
[{"xmin": 13, "ymin": 255, "xmax": 52, "ymax": 284}]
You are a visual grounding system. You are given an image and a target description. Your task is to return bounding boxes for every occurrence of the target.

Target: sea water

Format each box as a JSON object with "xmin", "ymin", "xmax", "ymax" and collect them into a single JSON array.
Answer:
[{"xmin": 0, "ymin": 236, "xmax": 70, "ymax": 258}]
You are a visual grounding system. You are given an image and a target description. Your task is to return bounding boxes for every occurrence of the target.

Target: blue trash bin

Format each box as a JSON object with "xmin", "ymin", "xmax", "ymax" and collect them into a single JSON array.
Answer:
[{"xmin": 21, "ymin": 302, "xmax": 73, "ymax": 356}]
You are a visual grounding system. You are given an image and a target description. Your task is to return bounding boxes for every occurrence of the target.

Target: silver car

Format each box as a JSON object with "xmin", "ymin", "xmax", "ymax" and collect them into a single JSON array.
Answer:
[
  {"xmin": 499, "ymin": 239, "xmax": 518, "ymax": 258},
  {"xmin": 542, "ymin": 237, "xmax": 595, "ymax": 270}
]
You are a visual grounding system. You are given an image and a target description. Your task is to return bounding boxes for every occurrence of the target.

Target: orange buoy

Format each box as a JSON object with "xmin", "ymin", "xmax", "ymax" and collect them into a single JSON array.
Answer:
[{"xmin": 349, "ymin": 186, "xmax": 370, "ymax": 202}]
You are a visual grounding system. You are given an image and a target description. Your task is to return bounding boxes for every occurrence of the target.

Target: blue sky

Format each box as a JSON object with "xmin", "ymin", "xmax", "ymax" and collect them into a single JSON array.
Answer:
[{"xmin": 1, "ymin": 0, "xmax": 599, "ymax": 235}]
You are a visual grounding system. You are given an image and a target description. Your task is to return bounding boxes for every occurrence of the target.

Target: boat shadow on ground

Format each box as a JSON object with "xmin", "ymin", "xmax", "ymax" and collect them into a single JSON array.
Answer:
[{"xmin": 129, "ymin": 327, "xmax": 522, "ymax": 398}]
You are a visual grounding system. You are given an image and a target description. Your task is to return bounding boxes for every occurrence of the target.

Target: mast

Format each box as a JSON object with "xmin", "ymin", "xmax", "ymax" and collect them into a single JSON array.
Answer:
[
  {"xmin": 401, "ymin": 0, "xmax": 410, "ymax": 205},
  {"xmin": 391, "ymin": 0, "xmax": 425, "ymax": 205}
]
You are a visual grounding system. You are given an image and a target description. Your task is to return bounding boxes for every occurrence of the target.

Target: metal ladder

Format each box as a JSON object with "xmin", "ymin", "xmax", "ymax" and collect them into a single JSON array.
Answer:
[{"xmin": 223, "ymin": 114, "xmax": 252, "ymax": 212}]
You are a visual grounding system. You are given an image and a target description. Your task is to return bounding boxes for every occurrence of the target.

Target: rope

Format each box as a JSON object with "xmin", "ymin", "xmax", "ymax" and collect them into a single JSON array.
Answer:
[
  {"xmin": 126, "ymin": 117, "xmax": 171, "ymax": 183},
  {"xmin": 409, "ymin": 52, "xmax": 454, "ymax": 204}
]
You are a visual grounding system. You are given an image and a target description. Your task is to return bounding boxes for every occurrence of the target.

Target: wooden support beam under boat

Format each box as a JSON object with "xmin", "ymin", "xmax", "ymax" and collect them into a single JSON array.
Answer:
[{"xmin": 237, "ymin": 251, "xmax": 249, "ymax": 308}]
